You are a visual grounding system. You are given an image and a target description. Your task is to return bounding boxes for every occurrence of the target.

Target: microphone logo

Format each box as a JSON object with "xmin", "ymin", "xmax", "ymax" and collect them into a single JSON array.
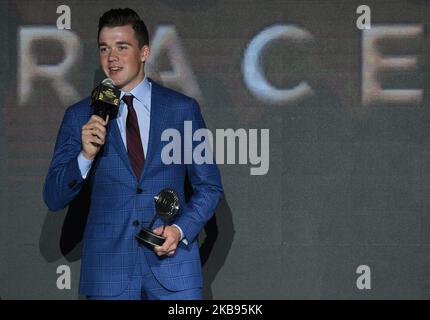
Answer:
[{"xmin": 91, "ymin": 78, "xmax": 120, "ymax": 120}]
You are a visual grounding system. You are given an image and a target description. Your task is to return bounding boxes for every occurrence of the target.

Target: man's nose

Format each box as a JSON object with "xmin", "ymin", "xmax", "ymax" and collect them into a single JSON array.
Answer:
[{"xmin": 108, "ymin": 49, "xmax": 118, "ymax": 61}]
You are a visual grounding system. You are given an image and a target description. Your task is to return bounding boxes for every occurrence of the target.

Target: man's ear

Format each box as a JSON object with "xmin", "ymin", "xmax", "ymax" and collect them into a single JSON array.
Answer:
[{"xmin": 141, "ymin": 45, "xmax": 150, "ymax": 63}]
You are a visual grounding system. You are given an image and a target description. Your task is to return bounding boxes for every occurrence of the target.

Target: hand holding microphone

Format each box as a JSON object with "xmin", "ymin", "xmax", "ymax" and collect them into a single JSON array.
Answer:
[
  {"xmin": 81, "ymin": 114, "xmax": 109, "ymax": 160},
  {"xmin": 81, "ymin": 78, "xmax": 120, "ymax": 160}
]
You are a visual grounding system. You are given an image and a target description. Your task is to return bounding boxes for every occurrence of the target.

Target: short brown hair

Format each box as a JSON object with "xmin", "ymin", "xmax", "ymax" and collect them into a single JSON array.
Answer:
[{"xmin": 98, "ymin": 8, "xmax": 149, "ymax": 47}]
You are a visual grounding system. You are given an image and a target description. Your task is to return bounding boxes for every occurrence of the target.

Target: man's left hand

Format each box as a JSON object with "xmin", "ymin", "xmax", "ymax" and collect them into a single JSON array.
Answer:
[{"xmin": 153, "ymin": 225, "xmax": 181, "ymax": 257}]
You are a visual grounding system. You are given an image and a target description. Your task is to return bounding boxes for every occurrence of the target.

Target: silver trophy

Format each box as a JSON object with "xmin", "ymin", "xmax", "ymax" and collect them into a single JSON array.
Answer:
[{"xmin": 135, "ymin": 188, "xmax": 180, "ymax": 247}]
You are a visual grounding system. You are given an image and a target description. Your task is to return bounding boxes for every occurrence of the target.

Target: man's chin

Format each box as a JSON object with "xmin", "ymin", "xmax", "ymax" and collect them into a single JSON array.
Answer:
[{"xmin": 108, "ymin": 78, "xmax": 124, "ymax": 88}]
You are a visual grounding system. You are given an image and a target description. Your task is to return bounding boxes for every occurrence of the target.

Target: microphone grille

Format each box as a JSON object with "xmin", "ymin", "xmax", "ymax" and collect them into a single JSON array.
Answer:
[{"xmin": 101, "ymin": 78, "xmax": 115, "ymax": 88}]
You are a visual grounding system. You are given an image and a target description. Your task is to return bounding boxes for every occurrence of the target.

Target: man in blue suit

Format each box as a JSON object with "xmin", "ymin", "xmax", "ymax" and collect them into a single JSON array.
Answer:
[{"xmin": 43, "ymin": 8, "xmax": 223, "ymax": 300}]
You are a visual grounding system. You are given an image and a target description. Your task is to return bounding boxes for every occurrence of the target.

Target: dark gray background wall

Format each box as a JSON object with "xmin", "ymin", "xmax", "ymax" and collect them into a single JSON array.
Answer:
[{"xmin": 1, "ymin": 0, "xmax": 430, "ymax": 299}]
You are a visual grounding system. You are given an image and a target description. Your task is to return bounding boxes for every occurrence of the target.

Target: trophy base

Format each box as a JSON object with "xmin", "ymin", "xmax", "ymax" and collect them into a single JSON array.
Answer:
[{"xmin": 135, "ymin": 228, "xmax": 165, "ymax": 247}]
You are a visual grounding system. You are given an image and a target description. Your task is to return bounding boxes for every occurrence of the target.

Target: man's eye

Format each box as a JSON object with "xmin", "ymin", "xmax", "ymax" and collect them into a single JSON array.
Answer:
[
  {"xmin": 118, "ymin": 46, "xmax": 127, "ymax": 51},
  {"xmin": 99, "ymin": 47, "xmax": 108, "ymax": 53}
]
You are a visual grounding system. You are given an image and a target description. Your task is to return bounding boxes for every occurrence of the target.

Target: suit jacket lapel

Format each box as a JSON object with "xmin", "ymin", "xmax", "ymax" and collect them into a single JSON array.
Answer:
[
  {"xmin": 139, "ymin": 80, "xmax": 166, "ymax": 182},
  {"xmin": 107, "ymin": 119, "xmax": 135, "ymax": 177}
]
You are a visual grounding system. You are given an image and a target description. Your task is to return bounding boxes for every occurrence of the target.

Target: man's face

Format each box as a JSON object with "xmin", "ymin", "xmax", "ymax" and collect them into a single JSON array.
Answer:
[{"xmin": 98, "ymin": 24, "xmax": 150, "ymax": 92}]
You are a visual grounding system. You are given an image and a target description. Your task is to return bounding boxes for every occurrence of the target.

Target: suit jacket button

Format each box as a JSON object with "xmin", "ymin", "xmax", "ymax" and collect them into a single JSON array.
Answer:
[
  {"xmin": 136, "ymin": 188, "xmax": 143, "ymax": 194},
  {"xmin": 133, "ymin": 220, "xmax": 140, "ymax": 227},
  {"xmin": 68, "ymin": 180, "xmax": 77, "ymax": 189}
]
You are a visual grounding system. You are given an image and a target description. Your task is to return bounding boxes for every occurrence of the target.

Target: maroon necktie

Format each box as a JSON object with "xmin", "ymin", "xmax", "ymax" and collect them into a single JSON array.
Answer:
[{"xmin": 122, "ymin": 95, "xmax": 145, "ymax": 178}]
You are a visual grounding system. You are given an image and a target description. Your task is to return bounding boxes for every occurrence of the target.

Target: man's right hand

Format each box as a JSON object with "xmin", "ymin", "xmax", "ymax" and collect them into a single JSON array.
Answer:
[{"xmin": 81, "ymin": 115, "xmax": 109, "ymax": 160}]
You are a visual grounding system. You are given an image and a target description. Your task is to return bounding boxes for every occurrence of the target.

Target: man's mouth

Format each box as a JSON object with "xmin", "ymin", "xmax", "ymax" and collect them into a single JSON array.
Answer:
[{"xmin": 109, "ymin": 66, "xmax": 122, "ymax": 72}]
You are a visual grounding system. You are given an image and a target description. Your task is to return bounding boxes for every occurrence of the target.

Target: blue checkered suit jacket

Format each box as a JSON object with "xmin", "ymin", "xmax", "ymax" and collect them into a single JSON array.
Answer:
[{"xmin": 43, "ymin": 79, "xmax": 223, "ymax": 297}]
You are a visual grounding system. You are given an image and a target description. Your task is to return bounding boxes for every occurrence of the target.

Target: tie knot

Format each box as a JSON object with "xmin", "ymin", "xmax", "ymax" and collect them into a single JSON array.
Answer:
[{"xmin": 122, "ymin": 94, "xmax": 134, "ymax": 108}]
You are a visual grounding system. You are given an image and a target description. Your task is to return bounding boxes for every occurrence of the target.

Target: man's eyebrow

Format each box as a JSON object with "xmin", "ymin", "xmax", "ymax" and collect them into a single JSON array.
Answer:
[
  {"xmin": 116, "ymin": 41, "xmax": 131, "ymax": 46},
  {"xmin": 98, "ymin": 41, "xmax": 132, "ymax": 47}
]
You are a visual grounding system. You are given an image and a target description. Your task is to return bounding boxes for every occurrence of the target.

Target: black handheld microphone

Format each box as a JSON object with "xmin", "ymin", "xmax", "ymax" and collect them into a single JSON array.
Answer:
[{"xmin": 91, "ymin": 78, "xmax": 120, "ymax": 120}]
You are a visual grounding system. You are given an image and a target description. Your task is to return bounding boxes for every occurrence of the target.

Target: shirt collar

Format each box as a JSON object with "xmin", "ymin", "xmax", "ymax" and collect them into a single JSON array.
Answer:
[{"xmin": 119, "ymin": 77, "xmax": 151, "ymax": 111}]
